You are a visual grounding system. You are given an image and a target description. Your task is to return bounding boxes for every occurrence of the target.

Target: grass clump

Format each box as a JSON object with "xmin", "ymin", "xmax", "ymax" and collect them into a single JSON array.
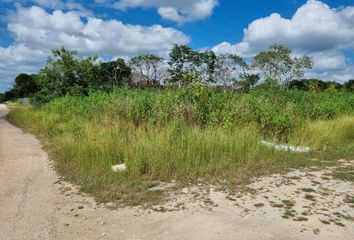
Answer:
[
  {"xmin": 301, "ymin": 188, "xmax": 315, "ymax": 193},
  {"xmin": 344, "ymin": 195, "xmax": 354, "ymax": 204},
  {"xmin": 304, "ymin": 194, "xmax": 316, "ymax": 201},
  {"xmin": 333, "ymin": 167, "xmax": 354, "ymax": 182}
]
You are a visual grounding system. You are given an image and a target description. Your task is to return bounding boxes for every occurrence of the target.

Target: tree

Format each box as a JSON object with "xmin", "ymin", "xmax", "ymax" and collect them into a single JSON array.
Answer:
[
  {"xmin": 344, "ymin": 80, "xmax": 354, "ymax": 92},
  {"xmin": 129, "ymin": 54, "xmax": 165, "ymax": 87},
  {"xmin": 37, "ymin": 47, "xmax": 98, "ymax": 97},
  {"xmin": 12, "ymin": 73, "xmax": 39, "ymax": 98},
  {"xmin": 252, "ymin": 44, "xmax": 313, "ymax": 88},
  {"xmin": 99, "ymin": 59, "xmax": 131, "ymax": 89},
  {"xmin": 168, "ymin": 45, "xmax": 217, "ymax": 87},
  {"xmin": 237, "ymin": 73, "xmax": 260, "ymax": 92},
  {"xmin": 168, "ymin": 45, "xmax": 193, "ymax": 85},
  {"xmin": 0, "ymin": 93, "xmax": 5, "ymax": 103},
  {"xmin": 195, "ymin": 51, "xmax": 217, "ymax": 84},
  {"xmin": 214, "ymin": 54, "xmax": 248, "ymax": 88}
]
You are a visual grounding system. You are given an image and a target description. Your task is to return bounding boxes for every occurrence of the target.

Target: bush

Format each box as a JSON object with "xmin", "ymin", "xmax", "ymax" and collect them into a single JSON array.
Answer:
[{"xmin": 29, "ymin": 89, "xmax": 354, "ymax": 140}]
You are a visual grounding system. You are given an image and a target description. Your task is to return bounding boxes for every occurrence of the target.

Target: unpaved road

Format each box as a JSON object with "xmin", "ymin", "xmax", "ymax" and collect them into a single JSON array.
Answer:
[
  {"xmin": 0, "ymin": 104, "xmax": 56, "ymax": 239},
  {"xmin": 0, "ymin": 103, "xmax": 353, "ymax": 240}
]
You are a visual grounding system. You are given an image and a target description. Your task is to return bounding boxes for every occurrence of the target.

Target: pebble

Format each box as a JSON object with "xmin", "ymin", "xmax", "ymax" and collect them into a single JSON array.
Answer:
[{"xmin": 105, "ymin": 202, "xmax": 115, "ymax": 207}]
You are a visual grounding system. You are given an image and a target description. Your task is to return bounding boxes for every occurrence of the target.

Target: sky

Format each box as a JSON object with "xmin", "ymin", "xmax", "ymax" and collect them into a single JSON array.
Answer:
[{"xmin": 0, "ymin": 0, "xmax": 354, "ymax": 92}]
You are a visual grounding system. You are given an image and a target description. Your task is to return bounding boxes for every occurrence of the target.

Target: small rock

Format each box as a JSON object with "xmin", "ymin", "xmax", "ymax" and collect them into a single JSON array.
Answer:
[
  {"xmin": 64, "ymin": 223, "xmax": 70, "ymax": 227},
  {"xmin": 78, "ymin": 206, "xmax": 84, "ymax": 210},
  {"xmin": 74, "ymin": 214, "xmax": 79, "ymax": 217},
  {"xmin": 101, "ymin": 221, "xmax": 105, "ymax": 225},
  {"xmin": 105, "ymin": 202, "xmax": 115, "ymax": 208},
  {"xmin": 112, "ymin": 163, "xmax": 126, "ymax": 172}
]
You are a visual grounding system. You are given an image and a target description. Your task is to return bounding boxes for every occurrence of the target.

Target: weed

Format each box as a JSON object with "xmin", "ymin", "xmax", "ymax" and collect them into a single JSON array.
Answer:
[
  {"xmin": 344, "ymin": 195, "xmax": 354, "ymax": 204},
  {"xmin": 320, "ymin": 220, "xmax": 331, "ymax": 225},
  {"xmin": 301, "ymin": 188, "xmax": 315, "ymax": 193},
  {"xmin": 293, "ymin": 217, "xmax": 308, "ymax": 222},
  {"xmin": 304, "ymin": 194, "xmax": 316, "ymax": 201},
  {"xmin": 254, "ymin": 203, "xmax": 265, "ymax": 208}
]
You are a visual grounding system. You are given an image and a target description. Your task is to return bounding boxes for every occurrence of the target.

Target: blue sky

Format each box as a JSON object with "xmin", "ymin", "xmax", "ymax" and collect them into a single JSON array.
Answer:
[{"xmin": 1, "ymin": 0, "xmax": 354, "ymax": 92}]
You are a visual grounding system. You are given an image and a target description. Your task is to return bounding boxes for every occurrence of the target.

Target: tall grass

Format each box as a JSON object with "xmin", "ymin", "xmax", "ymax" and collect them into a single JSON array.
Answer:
[
  {"xmin": 8, "ymin": 89, "xmax": 354, "ymax": 204},
  {"xmin": 43, "ymin": 88, "xmax": 354, "ymax": 139}
]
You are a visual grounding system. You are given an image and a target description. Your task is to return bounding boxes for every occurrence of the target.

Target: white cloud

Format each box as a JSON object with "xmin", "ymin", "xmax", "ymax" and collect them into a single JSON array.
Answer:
[
  {"xmin": 8, "ymin": 6, "xmax": 189, "ymax": 55},
  {"xmin": 0, "ymin": 6, "xmax": 190, "ymax": 92},
  {"xmin": 110, "ymin": 0, "xmax": 218, "ymax": 24},
  {"xmin": 311, "ymin": 51, "xmax": 347, "ymax": 72},
  {"xmin": 0, "ymin": 0, "xmax": 91, "ymax": 15},
  {"xmin": 305, "ymin": 50, "xmax": 354, "ymax": 82},
  {"xmin": 211, "ymin": 42, "xmax": 250, "ymax": 56},
  {"xmin": 214, "ymin": 0, "xmax": 354, "ymax": 54},
  {"xmin": 0, "ymin": 44, "xmax": 47, "ymax": 91},
  {"xmin": 212, "ymin": 0, "xmax": 354, "ymax": 82}
]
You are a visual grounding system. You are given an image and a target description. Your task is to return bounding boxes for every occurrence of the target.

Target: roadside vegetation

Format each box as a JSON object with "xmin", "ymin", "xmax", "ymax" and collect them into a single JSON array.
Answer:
[{"xmin": 4, "ymin": 44, "xmax": 354, "ymax": 205}]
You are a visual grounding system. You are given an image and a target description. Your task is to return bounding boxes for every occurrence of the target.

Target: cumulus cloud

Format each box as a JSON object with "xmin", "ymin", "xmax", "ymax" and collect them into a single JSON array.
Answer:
[
  {"xmin": 0, "ymin": 0, "xmax": 92, "ymax": 16},
  {"xmin": 0, "ymin": 44, "xmax": 47, "ymax": 91},
  {"xmin": 213, "ymin": 0, "xmax": 354, "ymax": 54},
  {"xmin": 8, "ymin": 6, "xmax": 189, "ymax": 55},
  {"xmin": 110, "ymin": 0, "xmax": 218, "ymax": 24},
  {"xmin": 212, "ymin": 0, "xmax": 354, "ymax": 82},
  {"xmin": 0, "ymin": 6, "xmax": 189, "ymax": 92}
]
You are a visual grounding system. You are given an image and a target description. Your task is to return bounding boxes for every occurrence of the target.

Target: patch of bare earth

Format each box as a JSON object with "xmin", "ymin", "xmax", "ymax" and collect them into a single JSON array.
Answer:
[{"xmin": 54, "ymin": 160, "xmax": 354, "ymax": 240}]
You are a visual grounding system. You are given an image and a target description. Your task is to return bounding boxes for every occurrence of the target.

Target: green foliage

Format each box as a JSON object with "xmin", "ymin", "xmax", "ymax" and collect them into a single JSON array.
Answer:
[
  {"xmin": 168, "ymin": 44, "xmax": 217, "ymax": 86},
  {"xmin": 8, "ymin": 89, "xmax": 354, "ymax": 204},
  {"xmin": 13, "ymin": 73, "xmax": 38, "ymax": 98},
  {"xmin": 252, "ymin": 44, "xmax": 313, "ymax": 87},
  {"xmin": 344, "ymin": 80, "xmax": 354, "ymax": 92},
  {"xmin": 36, "ymin": 47, "xmax": 97, "ymax": 98},
  {"xmin": 214, "ymin": 54, "xmax": 249, "ymax": 88},
  {"xmin": 98, "ymin": 58, "xmax": 132, "ymax": 89},
  {"xmin": 129, "ymin": 54, "xmax": 165, "ymax": 86},
  {"xmin": 290, "ymin": 79, "xmax": 343, "ymax": 92},
  {"xmin": 25, "ymin": 89, "xmax": 354, "ymax": 140},
  {"xmin": 1, "ymin": 73, "xmax": 38, "ymax": 101},
  {"xmin": 238, "ymin": 73, "xmax": 260, "ymax": 92},
  {"xmin": 168, "ymin": 44, "xmax": 195, "ymax": 84},
  {"xmin": 0, "ymin": 93, "xmax": 5, "ymax": 102},
  {"xmin": 3, "ymin": 44, "xmax": 352, "ymax": 105}
]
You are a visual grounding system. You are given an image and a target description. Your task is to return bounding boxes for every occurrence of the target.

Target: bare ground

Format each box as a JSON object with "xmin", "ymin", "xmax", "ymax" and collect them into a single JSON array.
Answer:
[{"xmin": 0, "ymin": 103, "xmax": 353, "ymax": 240}]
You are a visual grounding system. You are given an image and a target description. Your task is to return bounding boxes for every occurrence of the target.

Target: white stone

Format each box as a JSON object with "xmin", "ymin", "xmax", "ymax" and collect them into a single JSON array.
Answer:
[
  {"xmin": 260, "ymin": 140, "xmax": 310, "ymax": 153},
  {"xmin": 111, "ymin": 163, "xmax": 126, "ymax": 172}
]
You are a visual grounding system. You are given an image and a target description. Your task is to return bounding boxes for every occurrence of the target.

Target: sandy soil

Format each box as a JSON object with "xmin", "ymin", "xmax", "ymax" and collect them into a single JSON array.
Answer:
[
  {"xmin": 0, "ymin": 103, "xmax": 353, "ymax": 240},
  {"xmin": 0, "ymin": 104, "xmax": 56, "ymax": 240}
]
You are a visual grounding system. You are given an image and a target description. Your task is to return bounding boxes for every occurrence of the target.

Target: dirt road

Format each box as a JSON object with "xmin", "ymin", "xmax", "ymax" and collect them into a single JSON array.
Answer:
[
  {"xmin": 0, "ymin": 104, "xmax": 56, "ymax": 240},
  {"xmin": 0, "ymin": 103, "xmax": 353, "ymax": 240}
]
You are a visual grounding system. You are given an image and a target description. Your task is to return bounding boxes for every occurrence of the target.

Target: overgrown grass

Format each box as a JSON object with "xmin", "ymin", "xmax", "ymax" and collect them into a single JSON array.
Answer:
[{"xmin": 7, "ymin": 89, "xmax": 354, "ymax": 205}]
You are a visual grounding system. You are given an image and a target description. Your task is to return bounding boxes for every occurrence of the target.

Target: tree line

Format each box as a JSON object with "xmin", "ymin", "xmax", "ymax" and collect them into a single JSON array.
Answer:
[{"xmin": 1, "ymin": 44, "xmax": 353, "ymax": 103}]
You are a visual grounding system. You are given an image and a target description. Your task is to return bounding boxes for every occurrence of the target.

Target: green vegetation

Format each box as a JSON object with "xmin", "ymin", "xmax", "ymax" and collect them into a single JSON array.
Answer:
[
  {"xmin": 8, "ymin": 88, "xmax": 354, "ymax": 204},
  {"xmin": 1, "ymin": 44, "xmax": 353, "ymax": 104},
  {"xmin": 3, "ymin": 44, "xmax": 354, "ymax": 205}
]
